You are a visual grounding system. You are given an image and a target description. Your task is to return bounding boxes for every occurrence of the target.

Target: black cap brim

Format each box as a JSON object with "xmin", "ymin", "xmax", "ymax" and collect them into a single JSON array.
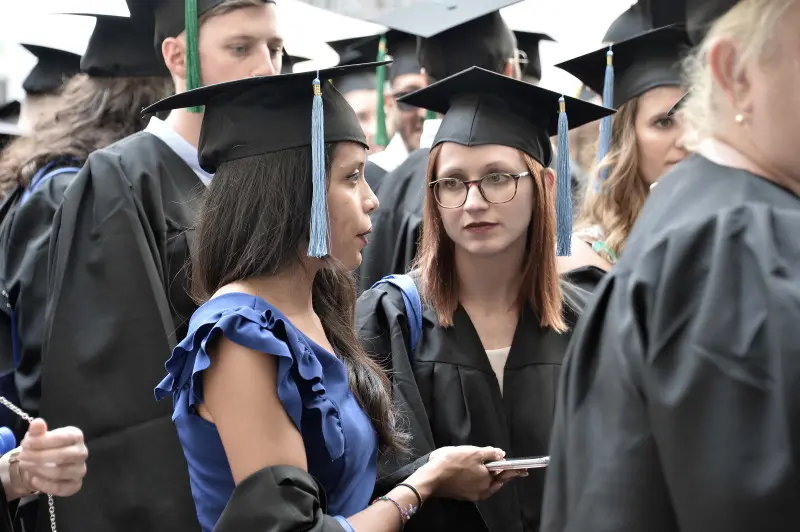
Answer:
[
  {"xmin": 556, "ymin": 25, "xmax": 691, "ymax": 108},
  {"xmin": 144, "ymin": 61, "xmax": 391, "ymax": 114}
]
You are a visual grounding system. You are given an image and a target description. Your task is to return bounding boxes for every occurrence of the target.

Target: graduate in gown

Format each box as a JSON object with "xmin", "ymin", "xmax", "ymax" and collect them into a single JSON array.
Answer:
[
  {"xmin": 149, "ymin": 61, "xmax": 513, "ymax": 532},
  {"xmin": 39, "ymin": 1, "xmax": 281, "ymax": 531},
  {"xmin": 356, "ymin": 67, "xmax": 614, "ymax": 532},
  {"xmin": 356, "ymin": 1, "xmax": 526, "ymax": 292},
  {"xmin": 554, "ymin": 23, "xmax": 691, "ymax": 292},
  {"xmin": 541, "ymin": 0, "xmax": 800, "ymax": 530},
  {"xmin": 0, "ymin": 4, "xmax": 174, "ymax": 435}
]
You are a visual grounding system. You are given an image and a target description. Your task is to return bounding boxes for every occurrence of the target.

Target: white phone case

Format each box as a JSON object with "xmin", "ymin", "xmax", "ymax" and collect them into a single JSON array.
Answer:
[{"xmin": 484, "ymin": 456, "xmax": 550, "ymax": 471}]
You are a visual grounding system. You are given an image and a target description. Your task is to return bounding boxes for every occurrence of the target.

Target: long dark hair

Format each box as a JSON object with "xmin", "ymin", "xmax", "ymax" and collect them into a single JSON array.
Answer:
[
  {"xmin": 0, "ymin": 73, "xmax": 174, "ymax": 194},
  {"xmin": 193, "ymin": 144, "xmax": 406, "ymax": 453}
]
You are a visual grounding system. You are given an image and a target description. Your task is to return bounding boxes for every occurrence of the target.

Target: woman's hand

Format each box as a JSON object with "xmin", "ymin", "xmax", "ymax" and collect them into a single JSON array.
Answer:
[
  {"xmin": 17, "ymin": 419, "xmax": 88, "ymax": 497},
  {"xmin": 411, "ymin": 446, "xmax": 527, "ymax": 502}
]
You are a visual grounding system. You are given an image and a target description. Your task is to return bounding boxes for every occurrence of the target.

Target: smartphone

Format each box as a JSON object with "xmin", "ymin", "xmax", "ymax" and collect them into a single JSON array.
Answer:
[{"xmin": 484, "ymin": 456, "xmax": 550, "ymax": 471}]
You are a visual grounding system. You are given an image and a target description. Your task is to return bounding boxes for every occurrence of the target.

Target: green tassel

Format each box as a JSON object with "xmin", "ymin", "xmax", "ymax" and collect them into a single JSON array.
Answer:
[
  {"xmin": 375, "ymin": 35, "xmax": 389, "ymax": 148},
  {"xmin": 185, "ymin": 0, "xmax": 203, "ymax": 113},
  {"xmin": 425, "ymin": 109, "xmax": 437, "ymax": 120}
]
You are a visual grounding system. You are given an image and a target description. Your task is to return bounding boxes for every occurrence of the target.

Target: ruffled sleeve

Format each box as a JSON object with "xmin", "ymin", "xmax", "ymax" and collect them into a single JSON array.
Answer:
[{"xmin": 155, "ymin": 296, "xmax": 346, "ymax": 462}]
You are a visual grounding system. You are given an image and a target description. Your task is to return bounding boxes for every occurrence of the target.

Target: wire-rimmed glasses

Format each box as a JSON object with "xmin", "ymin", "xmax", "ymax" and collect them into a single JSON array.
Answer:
[{"xmin": 429, "ymin": 171, "xmax": 531, "ymax": 209}]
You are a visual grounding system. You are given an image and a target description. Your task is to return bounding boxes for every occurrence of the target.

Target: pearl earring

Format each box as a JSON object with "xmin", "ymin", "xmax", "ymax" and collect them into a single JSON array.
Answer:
[{"xmin": 735, "ymin": 113, "xmax": 745, "ymax": 124}]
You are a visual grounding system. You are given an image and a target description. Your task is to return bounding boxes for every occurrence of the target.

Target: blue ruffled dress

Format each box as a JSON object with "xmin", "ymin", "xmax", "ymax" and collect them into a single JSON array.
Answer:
[{"xmin": 155, "ymin": 293, "xmax": 378, "ymax": 532}]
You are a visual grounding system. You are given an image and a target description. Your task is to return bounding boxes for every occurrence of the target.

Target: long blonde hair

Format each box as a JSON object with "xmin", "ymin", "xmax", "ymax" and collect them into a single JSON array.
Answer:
[
  {"xmin": 415, "ymin": 144, "xmax": 566, "ymax": 332},
  {"xmin": 575, "ymin": 96, "xmax": 649, "ymax": 261}
]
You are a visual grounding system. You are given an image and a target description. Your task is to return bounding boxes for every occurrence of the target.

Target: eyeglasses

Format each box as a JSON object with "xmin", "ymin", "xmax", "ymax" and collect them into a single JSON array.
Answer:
[
  {"xmin": 516, "ymin": 48, "xmax": 530, "ymax": 76},
  {"xmin": 429, "ymin": 171, "xmax": 531, "ymax": 209}
]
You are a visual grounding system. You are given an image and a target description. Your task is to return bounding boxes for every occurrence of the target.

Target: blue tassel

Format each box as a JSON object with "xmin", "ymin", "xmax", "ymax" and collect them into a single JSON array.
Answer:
[
  {"xmin": 556, "ymin": 96, "xmax": 572, "ymax": 257},
  {"xmin": 308, "ymin": 75, "xmax": 328, "ymax": 258},
  {"xmin": 597, "ymin": 46, "xmax": 614, "ymax": 184}
]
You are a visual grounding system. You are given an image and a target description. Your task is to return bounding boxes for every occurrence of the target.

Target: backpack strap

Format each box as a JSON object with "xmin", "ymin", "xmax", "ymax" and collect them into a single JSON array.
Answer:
[
  {"xmin": 19, "ymin": 163, "xmax": 81, "ymax": 207},
  {"xmin": 371, "ymin": 274, "xmax": 423, "ymax": 360},
  {"xmin": 10, "ymin": 164, "xmax": 80, "ymax": 368}
]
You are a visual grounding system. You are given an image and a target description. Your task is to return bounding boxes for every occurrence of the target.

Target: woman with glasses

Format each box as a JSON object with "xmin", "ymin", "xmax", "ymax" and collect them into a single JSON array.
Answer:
[{"xmin": 356, "ymin": 67, "xmax": 613, "ymax": 532}]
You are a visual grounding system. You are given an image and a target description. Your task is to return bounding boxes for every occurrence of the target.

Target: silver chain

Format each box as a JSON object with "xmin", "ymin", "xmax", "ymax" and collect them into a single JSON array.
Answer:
[{"xmin": 0, "ymin": 396, "xmax": 56, "ymax": 531}]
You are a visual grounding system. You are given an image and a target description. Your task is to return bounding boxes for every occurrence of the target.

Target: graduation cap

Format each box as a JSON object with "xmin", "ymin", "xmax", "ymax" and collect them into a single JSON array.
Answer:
[
  {"xmin": 281, "ymin": 51, "xmax": 311, "ymax": 75},
  {"xmin": 556, "ymin": 25, "xmax": 690, "ymax": 179},
  {"xmin": 514, "ymin": 32, "xmax": 554, "ymax": 82},
  {"xmin": 686, "ymin": 0, "xmax": 740, "ymax": 44},
  {"xmin": 397, "ymin": 66, "xmax": 615, "ymax": 256},
  {"xmin": 0, "ymin": 101, "xmax": 22, "ymax": 137},
  {"xmin": 371, "ymin": 0, "xmax": 521, "ymax": 83},
  {"xmin": 151, "ymin": 0, "xmax": 276, "ymax": 111},
  {"xmin": 143, "ymin": 61, "xmax": 389, "ymax": 258},
  {"xmin": 70, "ymin": 4, "xmax": 169, "ymax": 78},
  {"xmin": 603, "ymin": 3, "xmax": 652, "ymax": 43},
  {"xmin": 20, "ymin": 45, "xmax": 83, "ymax": 96},
  {"xmin": 329, "ymin": 30, "xmax": 421, "ymax": 147}
]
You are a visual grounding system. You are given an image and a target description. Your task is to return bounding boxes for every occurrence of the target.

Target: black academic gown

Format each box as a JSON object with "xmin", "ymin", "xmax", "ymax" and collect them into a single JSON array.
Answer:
[
  {"xmin": 542, "ymin": 154, "xmax": 800, "ymax": 532},
  {"xmin": 356, "ymin": 279, "xmax": 589, "ymax": 532},
  {"xmin": 0, "ymin": 166, "xmax": 79, "ymax": 433},
  {"xmin": 39, "ymin": 132, "xmax": 201, "ymax": 532},
  {"xmin": 365, "ymin": 160, "xmax": 387, "ymax": 195},
  {"xmin": 560, "ymin": 265, "xmax": 606, "ymax": 294},
  {"xmin": 213, "ymin": 466, "xmax": 347, "ymax": 532}
]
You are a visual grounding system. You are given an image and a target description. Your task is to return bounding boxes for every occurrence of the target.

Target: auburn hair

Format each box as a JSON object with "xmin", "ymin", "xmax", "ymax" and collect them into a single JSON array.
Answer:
[{"xmin": 415, "ymin": 144, "xmax": 566, "ymax": 332}]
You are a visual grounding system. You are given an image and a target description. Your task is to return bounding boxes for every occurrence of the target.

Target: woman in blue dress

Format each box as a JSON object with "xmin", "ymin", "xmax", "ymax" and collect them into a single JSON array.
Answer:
[{"xmin": 150, "ymin": 63, "xmax": 520, "ymax": 532}]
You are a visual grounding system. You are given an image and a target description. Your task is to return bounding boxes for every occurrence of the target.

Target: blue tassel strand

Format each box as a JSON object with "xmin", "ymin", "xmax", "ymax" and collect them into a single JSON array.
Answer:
[
  {"xmin": 556, "ymin": 97, "xmax": 572, "ymax": 257},
  {"xmin": 308, "ymin": 76, "xmax": 328, "ymax": 258},
  {"xmin": 597, "ymin": 46, "xmax": 614, "ymax": 184}
]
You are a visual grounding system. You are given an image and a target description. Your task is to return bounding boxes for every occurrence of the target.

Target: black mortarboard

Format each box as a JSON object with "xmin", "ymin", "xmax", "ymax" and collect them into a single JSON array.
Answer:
[
  {"xmin": 556, "ymin": 25, "xmax": 690, "ymax": 109},
  {"xmin": 143, "ymin": 61, "xmax": 389, "ymax": 257},
  {"xmin": 398, "ymin": 66, "xmax": 615, "ymax": 256},
  {"xmin": 20, "ymin": 45, "xmax": 82, "ymax": 95},
  {"xmin": 71, "ymin": 5, "xmax": 169, "ymax": 78},
  {"xmin": 330, "ymin": 31, "xmax": 420, "ymax": 82},
  {"xmin": 372, "ymin": 0, "xmax": 522, "ymax": 82},
  {"xmin": 281, "ymin": 51, "xmax": 310, "ymax": 75},
  {"xmin": 685, "ymin": 0, "xmax": 740, "ymax": 44},
  {"xmin": 328, "ymin": 36, "xmax": 382, "ymax": 94},
  {"xmin": 514, "ymin": 31, "xmax": 554, "ymax": 82},
  {"xmin": 603, "ymin": 3, "xmax": 651, "ymax": 43},
  {"xmin": 0, "ymin": 101, "xmax": 21, "ymax": 137}
]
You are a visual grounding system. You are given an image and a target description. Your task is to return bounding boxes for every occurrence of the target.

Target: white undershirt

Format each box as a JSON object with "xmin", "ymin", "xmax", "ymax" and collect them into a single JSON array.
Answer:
[{"xmin": 485, "ymin": 347, "xmax": 511, "ymax": 395}]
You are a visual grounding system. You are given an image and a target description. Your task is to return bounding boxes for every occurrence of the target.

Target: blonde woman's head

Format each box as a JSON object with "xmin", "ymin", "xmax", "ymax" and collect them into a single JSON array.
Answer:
[
  {"xmin": 683, "ymin": 0, "xmax": 800, "ymax": 182},
  {"xmin": 577, "ymin": 83, "xmax": 687, "ymax": 260}
]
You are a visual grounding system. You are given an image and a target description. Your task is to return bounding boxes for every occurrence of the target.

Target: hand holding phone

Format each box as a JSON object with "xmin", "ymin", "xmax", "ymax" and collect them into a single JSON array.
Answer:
[{"xmin": 484, "ymin": 456, "xmax": 549, "ymax": 471}]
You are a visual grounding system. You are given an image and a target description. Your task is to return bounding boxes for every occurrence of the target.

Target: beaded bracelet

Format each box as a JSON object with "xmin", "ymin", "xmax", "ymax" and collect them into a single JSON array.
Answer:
[{"xmin": 371, "ymin": 495, "xmax": 418, "ymax": 524}]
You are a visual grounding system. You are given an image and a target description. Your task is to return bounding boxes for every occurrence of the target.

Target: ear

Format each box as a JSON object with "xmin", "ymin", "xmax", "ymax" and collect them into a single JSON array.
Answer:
[
  {"xmin": 542, "ymin": 167, "xmax": 556, "ymax": 190},
  {"xmin": 504, "ymin": 58, "xmax": 521, "ymax": 80},
  {"xmin": 383, "ymin": 92, "xmax": 396, "ymax": 112},
  {"xmin": 707, "ymin": 37, "xmax": 754, "ymax": 116},
  {"xmin": 162, "ymin": 36, "xmax": 187, "ymax": 81}
]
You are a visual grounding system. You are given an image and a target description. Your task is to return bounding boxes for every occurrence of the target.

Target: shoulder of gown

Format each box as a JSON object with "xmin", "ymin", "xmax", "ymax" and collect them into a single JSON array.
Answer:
[
  {"xmin": 542, "ymin": 178, "xmax": 800, "ymax": 531},
  {"xmin": 156, "ymin": 293, "xmax": 349, "ymax": 462}
]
